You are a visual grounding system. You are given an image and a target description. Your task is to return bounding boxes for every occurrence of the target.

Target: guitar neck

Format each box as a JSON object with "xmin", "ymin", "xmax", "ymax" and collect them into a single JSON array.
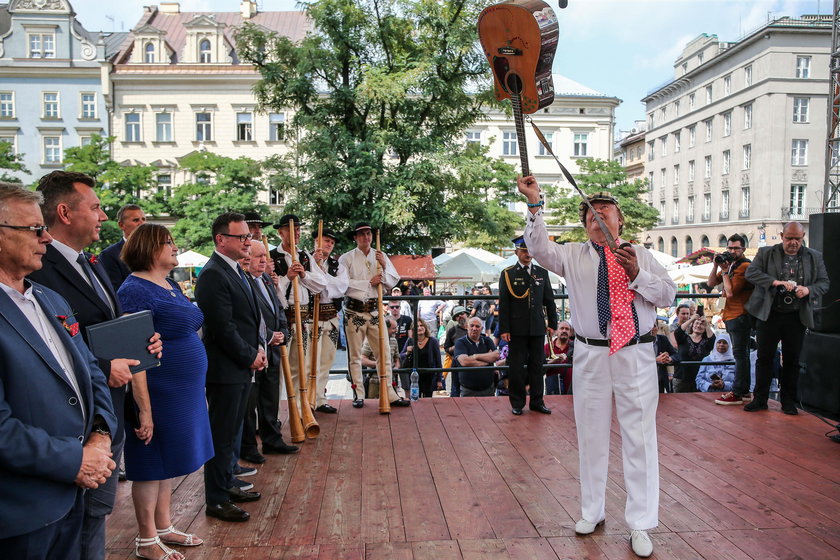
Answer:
[{"xmin": 511, "ymin": 93, "xmax": 530, "ymax": 177}]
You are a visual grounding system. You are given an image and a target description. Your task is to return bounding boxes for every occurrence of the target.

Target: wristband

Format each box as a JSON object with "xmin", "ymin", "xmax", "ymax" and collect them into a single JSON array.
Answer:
[{"xmin": 526, "ymin": 200, "xmax": 544, "ymax": 208}]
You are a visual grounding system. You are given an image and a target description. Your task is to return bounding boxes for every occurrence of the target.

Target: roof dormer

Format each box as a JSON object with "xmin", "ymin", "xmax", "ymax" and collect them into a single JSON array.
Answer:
[
  {"xmin": 130, "ymin": 24, "xmax": 172, "ymax": 64},
  {"xmin": 181, "ymin": 14, "xmax": 229, "ymax": 64}
]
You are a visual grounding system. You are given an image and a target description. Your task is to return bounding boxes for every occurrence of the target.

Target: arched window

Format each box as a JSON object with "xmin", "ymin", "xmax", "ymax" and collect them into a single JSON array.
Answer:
[
  {"xmin": 685, "ymin": 236, "xmax": 693, "ymax": 256},
  {"xmin": 658, "ymin": 237, "xmax": 665, "ymax": 253},
  {"xmin": 199, "ymin": 39, "xmax": 211, "ymax": 63},
  {"xmin": 671, "ymin": 236, "xmax": 678, "ymax": 257},
  {"xmin": 701, "ymin": 235, "xmax": 710, "ymax": 248},
  {"xmin": 718, "ymin": 234, "xmax": 727, "ymax": 248},
  {"xmin": 144, "ymin": 42, "xmax": 155, "ymax": 63}
]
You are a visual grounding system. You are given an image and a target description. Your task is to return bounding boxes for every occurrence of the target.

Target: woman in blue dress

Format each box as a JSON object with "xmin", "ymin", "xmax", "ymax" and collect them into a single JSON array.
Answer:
[{"xmin": 118, "ymin": 224, "xmax": 213, "ymax": 560}]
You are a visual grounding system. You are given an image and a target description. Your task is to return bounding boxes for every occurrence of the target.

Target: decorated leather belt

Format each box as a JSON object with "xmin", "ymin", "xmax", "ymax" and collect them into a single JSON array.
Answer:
[
  {"xmin": 345, "ymin": 298, "xmax": 379, "ymax": 313},
  {"xmin": 318, "ymin": 303, "xmax": 338, "ymax": 321},
  {"xmin": 284, "ymin": 308, "xmax": 311, "ymax": 322},
  {"xmin": 575, "ymin": 333, "xmax": 655, "ymax": 347}
]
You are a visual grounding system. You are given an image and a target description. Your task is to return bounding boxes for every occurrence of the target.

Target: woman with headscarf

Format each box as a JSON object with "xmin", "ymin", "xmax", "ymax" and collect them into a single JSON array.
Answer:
[{"xmin": 696, "ymin": 333, "xmax": 736, "ymax": 392}]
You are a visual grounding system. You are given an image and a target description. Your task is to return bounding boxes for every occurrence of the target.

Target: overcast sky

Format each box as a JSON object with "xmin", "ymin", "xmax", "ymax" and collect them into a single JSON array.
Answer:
[{"xmin": 70, "ymin": 0, "xmax": 829, "ymax": 131}]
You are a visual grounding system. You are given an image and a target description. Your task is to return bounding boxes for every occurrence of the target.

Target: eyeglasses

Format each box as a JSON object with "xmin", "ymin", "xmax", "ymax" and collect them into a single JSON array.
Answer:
[
  {"xmin": 389, "ymin": 305, "xmax": 400, "ymax": 309},
  {"xmin": 218, "ymin": 232, "xmax": 253, "ymax": 243},
  {"xmin": 0, "ymin": 224, "xmax": 50, "ymax": 237}
]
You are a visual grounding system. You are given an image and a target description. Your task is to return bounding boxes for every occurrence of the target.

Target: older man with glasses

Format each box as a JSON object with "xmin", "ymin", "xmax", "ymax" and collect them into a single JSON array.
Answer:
[{"xmin": 387, "ymin": 299, "xmax": 413, "ymax": 391}]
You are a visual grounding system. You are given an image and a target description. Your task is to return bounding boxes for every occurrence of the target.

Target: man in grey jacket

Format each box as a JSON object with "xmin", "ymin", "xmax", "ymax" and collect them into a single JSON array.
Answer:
[{"xmin": 744, "ymin": 222, "xmax": 830, "ymax": 415}]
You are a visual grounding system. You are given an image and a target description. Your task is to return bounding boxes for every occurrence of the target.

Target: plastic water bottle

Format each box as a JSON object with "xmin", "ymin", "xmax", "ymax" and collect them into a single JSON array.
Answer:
[{"xmin": 409, "ymin": 369, "xmax": 420, "ymax": 402}]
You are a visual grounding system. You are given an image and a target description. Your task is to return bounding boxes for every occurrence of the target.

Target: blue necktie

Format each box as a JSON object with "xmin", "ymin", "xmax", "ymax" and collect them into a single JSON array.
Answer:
[
  {"xmin": 236, "ymin": 264, "xmax": 253, "ymax": 295},
  {"xmin": 77, "ymin": 253, "xmax": 114, "ymax": 318}
]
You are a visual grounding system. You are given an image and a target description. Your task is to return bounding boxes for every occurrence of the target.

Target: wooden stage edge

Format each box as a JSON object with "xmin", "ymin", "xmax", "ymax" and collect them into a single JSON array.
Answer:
[{"xmin": 106, "ymin": 394, "xmax": 840, "ymax": 560}]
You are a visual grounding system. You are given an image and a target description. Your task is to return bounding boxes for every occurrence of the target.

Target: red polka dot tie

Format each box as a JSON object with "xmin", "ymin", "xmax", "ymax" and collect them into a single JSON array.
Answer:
[{"xmin": 602, "ymin": 245, "xmax": 636, "ymax": 355}]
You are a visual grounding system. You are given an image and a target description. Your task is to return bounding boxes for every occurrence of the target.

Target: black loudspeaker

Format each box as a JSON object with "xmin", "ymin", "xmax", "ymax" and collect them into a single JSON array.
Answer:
[
  {"xmin": 799, "ymin": 331, "xmax": 840, "ymax": 415},
  {"xmin": 808, "ymin": 213, "xmax": 840, "ymax": 333}
]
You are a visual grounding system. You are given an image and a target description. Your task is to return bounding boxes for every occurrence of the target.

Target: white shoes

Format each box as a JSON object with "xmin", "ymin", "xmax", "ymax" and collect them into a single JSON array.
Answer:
[
  {"xmin": 574, "ymin": 518, "xmax": 605, "ymax": 535},
  {"xmin": 630, "ymin": 529, "xmax": 653, "ymax": 557}
]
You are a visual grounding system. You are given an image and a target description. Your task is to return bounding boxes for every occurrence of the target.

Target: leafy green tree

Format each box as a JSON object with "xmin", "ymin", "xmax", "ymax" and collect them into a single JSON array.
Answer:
[
  {"xmin": 237, "ymin": 0, "xmax": 518, "ymax": 254},
  {"xmin": 63, "ymin": 135, "xmax": 164, "ymax": 251},
  {"xmin": 0, "ymin": 140, "xmax": 29, "ymax": 183},
  {"xmin": 546, "ymin": 158, "xmax": 659, "ymax": 243},
  {"xmin": 168, "ymin": 151, "xmax": 268, "ymax": 254}
]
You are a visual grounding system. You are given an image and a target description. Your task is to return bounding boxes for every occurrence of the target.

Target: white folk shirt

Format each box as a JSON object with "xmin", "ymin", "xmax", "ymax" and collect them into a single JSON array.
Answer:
[
  {"xmin": 524, "ymin": 209, "xmax": 676, "ymax": 339},
  {"xmin": 339, "ymin": 247, "xmax": 400, "ymax": 302},
  {"xmin": 313, "ymin": 258, "xmax": 350, "ymax": 301},
  {"xmin": 274, "ymin": 248, "xmax": 327, "ymax": 309}
]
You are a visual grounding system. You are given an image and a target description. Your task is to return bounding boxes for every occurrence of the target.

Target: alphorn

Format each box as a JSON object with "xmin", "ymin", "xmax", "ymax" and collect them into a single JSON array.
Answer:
[
  {"xmin": 307, "ymin": 220, "xmax": 323, "ymax": 408},
  {"xmin": 288, "ymin": 221, "xmax": 320, "ymax": 438},
  {"xmin": 263, "ymin": 237, "xmax": 305, "ymax": 444},
  {"xmin": 375, "ymin": 230, "xmax": 391, "ymax": 414}
]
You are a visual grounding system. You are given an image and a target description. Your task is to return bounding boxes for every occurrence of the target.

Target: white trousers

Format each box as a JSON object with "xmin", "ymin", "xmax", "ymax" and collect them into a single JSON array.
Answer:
[
  {"xmin": 313, "ymin": 316, "xmax": 340, "ymax": 407},
  {"xmin": 573, "ymin": 341, "xmax": 659, "ymax": 531},
  {"xmin": 344, "ymin": 309, "xmax": 401, "ymax": 402}
]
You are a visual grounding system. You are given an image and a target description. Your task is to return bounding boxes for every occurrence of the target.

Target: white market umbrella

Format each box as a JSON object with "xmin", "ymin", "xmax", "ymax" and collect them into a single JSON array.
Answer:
[
  {"xmin": 448, "ymin": 247, "xmax": 505, "ymax": 265},
  {"xmin": 433, "ymin": 252, "xmax": 453, "ymax": 265},
  {"xmin": 646, "ymin": 248, "xmax": 679, "ymax": 270},
  {"xmin": 668, "ymin": 262, "xmax": 713, "ymax": 284},
  {"xmin": 436, "ymin": 252, "xmax": 500, "ymax": 284},
  {"xmin": 496, "ymin": 254, "xmax": 565, "ymax": 286},
  {"xmin": 176, "ymin": 250, "xmax": 209, "ymax": 268}
]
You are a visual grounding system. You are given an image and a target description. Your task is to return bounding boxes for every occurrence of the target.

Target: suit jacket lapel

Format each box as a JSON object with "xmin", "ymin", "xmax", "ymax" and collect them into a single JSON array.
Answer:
[
  {"xmin": 212, "ymin": 253, "xmax": 259, "ymax": 318},
  {"xmin": 87, "ymin": 252, "xmax": 120, "ymax": 315},
  {"xmin": 44, "ymin": 245, "xmax": 112, "ymax": 319}
]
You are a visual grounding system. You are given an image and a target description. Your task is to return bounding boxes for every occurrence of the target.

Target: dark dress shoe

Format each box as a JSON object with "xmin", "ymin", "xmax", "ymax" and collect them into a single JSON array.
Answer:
[
  {"xmin": 206, "ymin": 502, "xmax": 250, "ymax": 522},
  {"xmin": 744, "ymin": 400, "xmax": 768, "ymax": 412},
  {"xmin": 316, "ymin": 404, "xmax": 337, "ymax": 413},
  {"xmin": 390, "ymin": 399, "xmax": 411, "ymax": 407},
  {"xmin": 262, "ymin": 441, "xmax": 300, "ymax": 454},
  {"xmin": 530, "ymin": 404, "xmax": 552, "ymax": 414},
  {"xmin": 227, "ymin": 486, "xmax": 261, "ymax": 503},
  {"xmin": 241, "ymin": 451, "xmax": 266, "ymax": 464},
  {"xmin": 782, "ymin": 405, "xmax": 798, "ymax": 415},
  {"xmin": 352, "ymin": 399, "xmax": 364, "ymax": 408},
  {"xmin": 511, "ymin": 408, "xmax": 523, "ymax": 416}
]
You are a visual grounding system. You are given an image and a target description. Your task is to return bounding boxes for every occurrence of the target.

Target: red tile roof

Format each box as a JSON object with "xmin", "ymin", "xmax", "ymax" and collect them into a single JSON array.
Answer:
[{"xmin": 389, "ymin": 255, "xmax": 436, "ymax": 280}]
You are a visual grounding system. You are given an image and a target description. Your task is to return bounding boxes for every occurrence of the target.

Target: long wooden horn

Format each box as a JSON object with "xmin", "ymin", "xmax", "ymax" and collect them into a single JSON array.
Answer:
[
  {"xmin": 264, "ymin": 237, "xmax": 305, "ymax": 444},
  {"xmin": 289, "ymin": 220, "xmax": 319, "ymax": 438},
  {"xmin": 376, "ymin": 229, "xmax": 391, "ymax": 414},
  {"xmin": 307, "ymin": 220, "xmax": 323, "ymax": 408}
]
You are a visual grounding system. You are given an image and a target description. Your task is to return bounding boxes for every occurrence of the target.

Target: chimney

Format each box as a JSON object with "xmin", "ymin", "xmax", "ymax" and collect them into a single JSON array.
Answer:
[
  {"xmin": 160, "ymin": 2, "xmax": 180, "ymax": 14},
  {"xmin": 241, "ymin": 0, "xmax": 257, "ymax": 19}
]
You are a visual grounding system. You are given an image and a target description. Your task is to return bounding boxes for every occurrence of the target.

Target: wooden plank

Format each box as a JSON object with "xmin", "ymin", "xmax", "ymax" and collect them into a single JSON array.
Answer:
[
  {"xmin": 457, "ymin": 538, "xmax": 510, "ymax": 560},
  {"xmin": 720, "ymin": 527, "xmax": 838, "ymax": 560},
  {"xmin": 360, "ymin": 402, "xmax": 406, "ymax": 544},
  {"xmin": 315, "ymin": 399, "xmax": 363, "ymax": 545},
  {"xmin": 676, "ymin": 531, "xmax": 754, "ymax": 560},
  {"xmin": 315, "ymin": 543, "xmax": 364, "ymax": 559},
  {"xmin": 405, "ymin": 399, "xmax": 493, "ymax": 540},
  {"xmin": 364, "ymin": 541, "xmax": 413, "ymax": 560},
  {"xmin": 501, "ymin": 537, "xmax": 559, "ymax": 559},
  {"xmin": 546, "ymin": 536, "xmax": 610, "ymax": 560},
  {"xmin": 411, "ymin": 539, "xmax": 462, "ymax": 560},
  {"xmin": 434, "ymin": 398, "xmax": 539, "ymax": 539}
]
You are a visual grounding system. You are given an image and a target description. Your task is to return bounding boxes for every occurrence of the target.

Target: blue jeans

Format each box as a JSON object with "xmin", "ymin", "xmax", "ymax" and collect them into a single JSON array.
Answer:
[
  {"xmin": 724, "ymin": 314, "xmax": 752, "ymax": 397},
  {"xmin": 545, "ymin": 374, "xmax": 561, "ymax": 395}
]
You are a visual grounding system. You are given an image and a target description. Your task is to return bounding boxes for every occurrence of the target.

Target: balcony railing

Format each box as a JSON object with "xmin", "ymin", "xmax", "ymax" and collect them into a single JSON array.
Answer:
[
  {"xmin": 686, "ymin": 215, "xmax": 695, "ymax": 223},
  {"xmin": 719, "ymin": 210, "xmax": 729, "ymax": 220},
  {"xmin": 781, "ymin": 206, "xmax": 823, "ymax": 220},
  {"xmin": 702, "ymin": 212, "xmax": 711, "ymax": 222},
  {"xmin": 738, "ymin": 209, "xmax": 750, "ymax": 219},
  {"xmin": 671, "ymin": 216, "xmax": 680, "ymax": 224}
]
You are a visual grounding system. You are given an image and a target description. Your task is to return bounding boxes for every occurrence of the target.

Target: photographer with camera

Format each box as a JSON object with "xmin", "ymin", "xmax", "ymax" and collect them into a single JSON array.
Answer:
[
  {"xmin": 743, "ymin": 222, "xmax": 829, "ymax": 415},
  {"xmin": 707, "ymin": 234, "xmax": 753, "ymax": 405}
]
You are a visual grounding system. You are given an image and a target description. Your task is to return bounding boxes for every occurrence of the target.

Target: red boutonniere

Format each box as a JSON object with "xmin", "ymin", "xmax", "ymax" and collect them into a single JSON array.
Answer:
[
  {"xmin": 88, "ymin": 254, "xmax": 98, "ymax": 266},
  {"xmin": 56, "ymin": 315, "xmax": 80, "ymax": 337}
]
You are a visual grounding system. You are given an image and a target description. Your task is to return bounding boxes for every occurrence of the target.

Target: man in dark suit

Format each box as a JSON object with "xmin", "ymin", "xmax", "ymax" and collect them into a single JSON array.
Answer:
[
  {"xmin": 27, "ymin": 171, "xmax": 161, "ymax": 559},
  {"xmin": 97, "ymin": 204, "xmax": 146, "ymax": 291},
  {"xmin": 0, "ymin": 182, "xmax": 117, "ymax": 559},
  {"xmin": 652, "ymin": 326, "xmax": 679, "ymax": 393},
  {"xmin": 498, "ymin": 236, "xmax": 558, "ymax": 415},
  {"xmin": 195, "ymin": 212, "xmax": 266, "ymax": 522},
  {"xmin": 242, "ymin": 240, "xmax": 297, "ymax": 462}
]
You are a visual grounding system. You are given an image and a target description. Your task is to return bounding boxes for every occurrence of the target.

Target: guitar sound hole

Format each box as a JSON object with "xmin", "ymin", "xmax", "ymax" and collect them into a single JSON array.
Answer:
[{"xmin": 506, "ymin": 73, "xmax": 523, "ymax": 95}]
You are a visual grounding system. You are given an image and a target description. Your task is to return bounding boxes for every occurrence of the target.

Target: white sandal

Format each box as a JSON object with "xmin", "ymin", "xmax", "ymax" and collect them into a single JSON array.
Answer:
[
  {"xmin": 156, "ymin": 525, "xmax": 203, "ymax": 547},
  {"xmin": 135, "ymin": 536, "xmax": 183, "ymax": 560}
]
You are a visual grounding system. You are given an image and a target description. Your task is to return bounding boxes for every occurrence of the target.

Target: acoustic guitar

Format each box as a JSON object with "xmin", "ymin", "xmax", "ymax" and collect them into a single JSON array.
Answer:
[{"xmin": 478, "ymin": 0, "xmax": 559, "ymax": 176}]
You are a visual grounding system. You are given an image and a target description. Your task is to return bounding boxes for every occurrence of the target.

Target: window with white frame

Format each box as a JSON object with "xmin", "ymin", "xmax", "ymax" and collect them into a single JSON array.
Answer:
[
  {"xmin": 721, "ymin": 190, "xmax": 729, "ymax": 218},
  {"xmin": 688, "ymin": 159, "xmax": 695, "ymax": 182},
  {"xmin": 659, "ymin": 107, "xmax": 666, "ymax": 124},
  {"xmin": 537, "ymin": 132, "xmax": 553, "ymax": 156},
  {"xmin": 0, "ymin": 92, "xmax": 13, "ymax": 118},
  {"xmin": 42, "ymin": 92, "xmax": 59, "ymax": 118},
  {"xmin": 703, "ymin": 192, "xmax": 711, "ymax": 220},
  {"xmin": 687, "ymin": 196, "xmax": 695, "ymax": 220},
  {"xmin": 724, "ymin": 75, "xmax": 731, "ymax": 95},
  {"xmin": 144, "ymin": 42, "xmax": 155, "ymax": 63},
  {"xmin": 674, "ymin": 99, "xmax": 680, "ymax": 116},
  {"xmin": 647, "ymin": 140, "xmax": 655, "ymax": 161},
  {"xmin": 791, "ymin": 139, "xmax": 808, "ymax": 166},
  {"xmin": 793, "ymin": 97, "xmax": 809, "ymax": 123},
  {"xmin": 672, "ymin": 198, "xmax": 680, "ymax": 222},
  {"xmin": 660, "ymin": 168, "xmax": 666, "ymax": 186},
  {"xmin": 689, "ymin": 92, "xmax": 696, "ymax": 110},
  {"xmin": 236, "ymin": 112, "xmax": 253, "ymax": 141},
  {"xmin": 673, "ymin": 131, "xmax": 681, "ymax": 153},
  {"xmin": 698, "ymin": 52, "xmax": 704, "ymax": 64},
  {"xmin": 157, "ymin": 173, "xmax": 172, "ymax": 197},
  {"xmin": 722, "ymin": 150, "xmax": 730, "ymax": 174},
  {"xmin": 705, "ymin": 85, "xmax": 713, "ymax": 104},
  {"xmin": 796, "ymin": 56, "xmax": 811, "ymax": 78},
  {"xmin": 648, "ymin": 171, "xmax": 654, "ymax": 190},
  {"xmin": 688, "ymin": 125, "xmax": 696, "ymax": 147},
  {"xmin": 502, "ymin": 131, "xmax": 517, "ymax": 156},
  {"xmin": 573, "ymin": 133, "xmax": 588, "ymax": 157},
  {"xmin": 80, "ymin": 93, "xmax": 96, "ymax": 119},
  {"xmin": 79, "ymin": 135, "xmax": 92, "ymax": 146},
  {"xmin": 744, "ymin": 104, "xmax": 752, "ymax": 129},
  {"xmin": 745, "ymin": 65, "xmax": 752, "ymax": 86},
  {"xmin": 196, "ymin": 112, "xmax": 212, "ymax": 141},
  {"xmin": 790, "ymin": 184, "xmax": 806, "ymax": 216},
  {"xmin": 741, "ymin": 186, "xmax": 750, "ymax": 216},
  {"xmin": 199, "ymin": 39, "xmax": 212, "ymax": 63},
  {"xmin": 660, "ymin": 136, "xmax": 667, "ymax": 157},
  {"xmin": 704, "ymin": 118, "xmax": 713, "ymax": 142},
  {"xmin": 673, "ymin": 164, "xmax": 680, "ymax": 184},
  {"xmin": 155, "ymin": 112, "xmax": 172, "ymax": 142},
  {"xmin": 28, "ymin": 32, "xmax": 55, "ymax": 58},
  {"xmin": 43, "ymin": 135, "xmax": 61, "ymax": 163},
  {"xmin": 743, "ymin": 144, "xmax": 751, "ymax": 169},
  {"xmin": 269, "ymin": 113, "xmax": 285, "ymax": 141},
  {"xmin": 723, "ymin": 112, "xmax": 731, "ymax": 136},
  {"xmin": 465, "ymin": 130, "xmax": 481, "ymax": 146},
  {"xmin": 124, "ymin": 113, "xmax": 141, "ymax": 142},
  {"xmin": 704, "ymin": 155, "xmax": 712, "ymax": 178},
  {"xmin": 0, "ymin": 135, "xmax": 16, "ymax": 153}
]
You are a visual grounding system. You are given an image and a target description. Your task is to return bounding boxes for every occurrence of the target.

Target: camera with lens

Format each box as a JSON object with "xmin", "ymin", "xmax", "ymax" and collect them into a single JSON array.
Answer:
[
  {"xmin": 714, "ymin": 251, "xmax": 735, "ymax": 266},
  {"xmin": 776, "ymin": 284, "xmax": 796, "ymax": 306}
]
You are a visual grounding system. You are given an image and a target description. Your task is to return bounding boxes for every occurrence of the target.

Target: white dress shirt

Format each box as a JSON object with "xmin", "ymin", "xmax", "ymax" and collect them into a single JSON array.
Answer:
[
  {"xmin": 339, "ymin": 247, "xmax": 400, "ymax": 301},
  {"xmin": 313, "ymin": 257, "xmax": 350, "ymax": 301},
  {"xmin": 52, "ymin": 238, "xmax": 116, "ymax": 313},
  {"xmin": 274, "ymin": 248, "xmax": 327, "ymax": 308},
  {"xmin": 524, "ymin": 209, "xmax": 676, "ymax": 339}
]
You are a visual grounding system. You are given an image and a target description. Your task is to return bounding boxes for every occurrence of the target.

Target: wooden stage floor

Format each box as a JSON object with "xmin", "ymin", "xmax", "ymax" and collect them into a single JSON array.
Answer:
[{"xmin": 106, "ymin": 394, "xmax": 840, "ymax": 559}]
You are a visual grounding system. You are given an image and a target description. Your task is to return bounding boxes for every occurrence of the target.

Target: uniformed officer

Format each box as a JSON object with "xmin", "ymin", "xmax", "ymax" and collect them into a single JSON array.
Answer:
[
  {"xmin": 498, "ymin": 235, "xmax": 558, "ymax": 415},
  {"xmin": 310, "ymin": 227, "xmax": 349, "ymax": 413}
]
